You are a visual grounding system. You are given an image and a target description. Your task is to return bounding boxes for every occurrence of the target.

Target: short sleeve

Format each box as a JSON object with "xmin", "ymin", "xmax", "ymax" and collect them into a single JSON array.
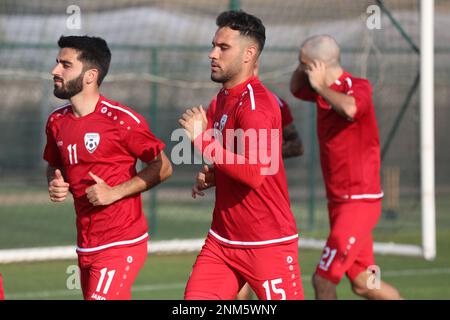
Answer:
[
  {"xmin": 43, "ymin": 118, "xmax": 63, "ymax": 167},
  {"xmin": 121, "ymin": 115, "xmax": 165, "ymax": 163},
  {"xmin": 237, "ymin": 94, "xmax": 275, "ymax": 133},
  {"xmin": 349, "ymin": 79, "xmax": 372, "ymax": 120},
  {"xmin": 235, "ymin": 93, "xmax": 277, "ymax": 164},
  {"xmin": 278, "ymin": 97, "xmax": 294, "ymax": 127}
]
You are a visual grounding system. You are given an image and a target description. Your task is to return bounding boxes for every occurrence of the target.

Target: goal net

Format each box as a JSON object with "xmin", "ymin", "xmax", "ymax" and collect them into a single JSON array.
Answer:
[{"xmin": 0, "ymin": 0, "xmax": 445, "ymax": 263}]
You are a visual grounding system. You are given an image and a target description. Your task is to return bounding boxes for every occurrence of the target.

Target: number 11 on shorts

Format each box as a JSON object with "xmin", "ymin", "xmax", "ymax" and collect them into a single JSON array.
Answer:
[{"xmin": 96, "ymin": 268, "xmax": 116, "ymax": 294}]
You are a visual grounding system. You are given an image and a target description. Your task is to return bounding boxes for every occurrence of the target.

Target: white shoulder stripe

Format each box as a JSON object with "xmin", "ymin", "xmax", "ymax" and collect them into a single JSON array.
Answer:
[
  {"xmin": 101, "ymin": 101, "xmax": 141, "ymax": 124},
  {"xmin": 50, "ymin": 103, "xmax": 71, "ymax": 114},
  {"xmin": 273, "ymin": 93, "xmax": 283, "ymax": 107},
  {"xmin": 246, "ymin": 84, "xmax": 256, "ymax": 110},
  {"xmin": 345, "ymin": 77, "xmax": 353, "ymax": 88}
]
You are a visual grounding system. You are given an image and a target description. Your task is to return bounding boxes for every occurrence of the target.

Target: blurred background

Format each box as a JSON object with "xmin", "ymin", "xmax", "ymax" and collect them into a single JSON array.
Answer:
[{"xmin": 0, "ymin": 0, "xmax": 449, "ymax": 299}]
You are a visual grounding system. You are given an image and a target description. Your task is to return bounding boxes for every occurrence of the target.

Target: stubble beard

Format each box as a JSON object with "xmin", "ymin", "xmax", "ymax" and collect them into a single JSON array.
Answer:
[{"xmin": 53, "ymin": 71, "xmax": 84, "ymax": 99}]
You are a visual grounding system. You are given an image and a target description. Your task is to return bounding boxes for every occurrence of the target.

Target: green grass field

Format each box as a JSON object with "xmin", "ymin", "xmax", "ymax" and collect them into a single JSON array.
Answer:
[
  {"xmin": 0, "ymin": 194, "xmax": 449, "ymax": 300},
  {"xmin": 1, "ymin": 234, "xmax": 450, "ymax": 300}
]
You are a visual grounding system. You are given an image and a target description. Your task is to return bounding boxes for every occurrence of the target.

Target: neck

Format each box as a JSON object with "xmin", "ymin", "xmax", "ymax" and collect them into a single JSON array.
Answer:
[
  {"xmin": 223, "ymin": 65, "xmax": 254, "ymax": 89},
  {"xmin": 325, "ymin": 66, "xmax": 344, "ymax": 86},
  {"xmin": 70, "ymin": 89, "xmax": 100, "ymax": 117}
]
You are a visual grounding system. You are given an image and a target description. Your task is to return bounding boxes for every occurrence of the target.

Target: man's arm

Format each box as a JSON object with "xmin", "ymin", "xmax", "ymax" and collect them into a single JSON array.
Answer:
[
  {"xmin": 85, "ymin": 151, "xmax": 173, "ymax": 206},
  {"xmin": 290, "ymin": 65, "xmax": 311, "ymax": 96},
  {"xmin": 306, "ymin": 60, "xmax": 356, "ymax": 120},
  {"xmin": 282, "ymin": 123, "xmax": 304, "ymax": 158},
  {"xmin": 47, "ymin": 165, "xmax": 70, "ymax": 202},
  {"xmin": 179, "ymin": 106, "xmax": 271, "ymax": 190},
  {"xmin": 314, "ymin": 86, "xmax": 356, "ymax": 120}
]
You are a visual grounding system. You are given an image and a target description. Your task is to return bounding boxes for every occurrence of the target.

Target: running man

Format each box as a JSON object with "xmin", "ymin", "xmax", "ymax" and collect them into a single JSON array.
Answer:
[{"xmin": 44, "ymin": 36, "xmax": 172, "ymax": 300}]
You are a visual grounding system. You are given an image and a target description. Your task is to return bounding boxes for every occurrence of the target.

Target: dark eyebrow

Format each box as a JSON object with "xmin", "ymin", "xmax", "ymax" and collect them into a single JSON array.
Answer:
[
  {"xmin": 56, "ymin": 58, "xmax": 73, "ymax": 66},
  {"xmin": 213, "ymin": 41, "xmax": 231, "ymax": 48}
]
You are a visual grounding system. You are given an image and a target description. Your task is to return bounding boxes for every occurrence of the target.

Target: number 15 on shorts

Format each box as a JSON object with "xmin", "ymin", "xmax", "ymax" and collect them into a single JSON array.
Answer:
[{"xmin": 262, "ymin": 278, "xmax": 286, "ymax": 300}]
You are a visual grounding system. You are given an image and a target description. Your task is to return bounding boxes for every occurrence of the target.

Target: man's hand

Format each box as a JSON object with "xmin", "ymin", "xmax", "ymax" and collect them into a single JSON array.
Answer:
[
  {"xmin": 290, "ymin": 64, "xmax": 312, "ymax": 96},
  {"xmin": 305, "ymin": 59, "xmax": 328, "ymax": 93},
  {"xmin": 178, "ymin": 106, "xmax": 207, "ymax": 141},
  {"xmin": 85, "ymin": 172, "xmax": 119, "ymax": 206},
  {"xmin": 48, "ymin": 169, "xmax": 70, "ymax": 202},
  {"xmin": 192, "ymin": 165, "xmax": 215, "ymax": 199}
]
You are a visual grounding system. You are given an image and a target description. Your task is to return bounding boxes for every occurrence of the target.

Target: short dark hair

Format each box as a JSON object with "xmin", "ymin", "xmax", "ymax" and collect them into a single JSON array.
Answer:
[
  {"xmin": 57, "ymin": 35, "xmax": 111, "ymax": 85},
  {"xmin": 216, "ymin": 10, "xmax": 266, "ymax": 54}
]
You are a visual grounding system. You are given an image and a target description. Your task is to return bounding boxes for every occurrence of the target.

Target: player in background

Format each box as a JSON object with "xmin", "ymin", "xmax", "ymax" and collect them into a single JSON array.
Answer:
[
  {"xmin": 0, "ymin": 273, "xmax": 4, "ymax": 300},
  {"xmin": 206, "ymin": 66, "xmax": 304, "ymax": 300},
  {"xmin": 290, "ymin": 34, "xmax": 402, "ymax": 300},
  {"xmin": 44, "ymin": 36, "xmax": 172, "ymax": 300},
  {"xmin": 179, "ymin": 10, "xmax": 304, "ymax": 300}
]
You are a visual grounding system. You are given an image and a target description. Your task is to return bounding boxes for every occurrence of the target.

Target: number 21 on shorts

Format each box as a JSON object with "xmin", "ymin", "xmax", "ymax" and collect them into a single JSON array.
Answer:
[
  {"xmin": 318, "ymin": 246, "xmax": 337, "ymax": 271},
  {"xmin": 262, "ymin": 278, "xmax": 286, "ymax": 300}
]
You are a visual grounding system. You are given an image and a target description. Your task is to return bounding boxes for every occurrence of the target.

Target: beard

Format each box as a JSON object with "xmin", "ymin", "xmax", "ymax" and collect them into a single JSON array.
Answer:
[
  {"xmin": 210, "ymin": 59, "xmax": 241, "ymax": 84},
  {"xmin": 211, "ymin": 69, "xmax": 232, "ymax": 84},
  {"xmin": 53, "ymin": 71, "xmax": 84, "ymax": 99}
]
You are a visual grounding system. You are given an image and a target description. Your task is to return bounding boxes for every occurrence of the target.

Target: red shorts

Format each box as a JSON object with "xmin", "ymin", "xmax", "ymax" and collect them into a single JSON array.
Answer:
[
  {"xmin": 185, "ymin": 236, "xmax": 304, "ymax": 300},
  {"xmin": 0, "ymin": 273, "xmax": 4, "ymax": 300},
  {"xmin": 315, "ymin": 201, "xmax": 381, "ymax": 284},
  {"xmin": 78, "ymin": 241, "xmax": 147, "ymax": 300}
]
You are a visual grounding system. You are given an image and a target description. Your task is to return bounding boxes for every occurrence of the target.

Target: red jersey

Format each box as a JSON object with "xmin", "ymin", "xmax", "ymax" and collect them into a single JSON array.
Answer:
[
  {"xmin": 207, "ymin": 93, "xmax": 294, "ymax": 127},
  {"xmin": 293, "ymin": 70, "xmax": 382, "ymax": 202},
  {"xmin": 274, "ymin": 95, "xmax": 294, "ymax": 127},
  {"xmin": 43, "ymin": 95, "xmax": 165, "ymax": 254},
  {"xmin": 196, "ymin": 76, "xmax": 298, "ymax": 248}
]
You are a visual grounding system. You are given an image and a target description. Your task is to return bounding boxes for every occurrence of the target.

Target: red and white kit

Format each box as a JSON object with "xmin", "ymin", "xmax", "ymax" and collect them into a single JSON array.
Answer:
[
  {"xmin": 43, "ymin": 95, "xmax": 165, "ymax": 299},
  {"xmin": 294, "ymin": 70, "xmax": 383, "ymax": 284},
  {"xmin": 187, "ymin": 76, "xmax": 303, "ymax": 300},
  {"xmin": 207, "ymin": 92, "xmax": 294, "ymax": 128}
]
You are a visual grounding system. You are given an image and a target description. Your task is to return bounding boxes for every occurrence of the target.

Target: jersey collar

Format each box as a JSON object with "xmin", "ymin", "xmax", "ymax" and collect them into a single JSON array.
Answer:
[
  {"xmin": 221, "ymin": 76, "xmax": 258, "ymax": 97},
  {"xmin": 331, "ymin": 70, "xmax": 352, "ymax": 90},
  {"xmin": 68, "ymin": 95, "xmax": 105, "ymax": 120},
  {"xmin": 95, "ymin": 95, "xmax": 107, "ymax": 113}
]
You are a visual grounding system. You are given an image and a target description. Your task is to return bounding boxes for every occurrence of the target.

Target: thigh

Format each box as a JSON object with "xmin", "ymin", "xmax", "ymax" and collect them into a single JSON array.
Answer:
[
  {"xmin": 315, "ymin": 201, "xmax": 381, "ymax": 284},
  {"xmin": 243, "ymin": 241, "xmax": 304, "ymax": 300},
  {"xmin": 184, "ymin": 238, "xmax": 244, "ymax": 300},
  {"xmin": 79, "ymin": 242, "xmax": 147, "ymax": 300},
  {"xmin": 78, "ymin": 258, "xmax": 91, "ymax": 300}
]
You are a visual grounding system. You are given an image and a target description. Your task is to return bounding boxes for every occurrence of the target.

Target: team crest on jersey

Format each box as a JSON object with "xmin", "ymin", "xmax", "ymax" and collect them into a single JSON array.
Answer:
[
  {"xmin": 84, "ymin": 133, "xmax": 100, "ymax": 153},
  {"xmin": 219, "ymin": 114, "xmax": 228, "ymax": 131}
]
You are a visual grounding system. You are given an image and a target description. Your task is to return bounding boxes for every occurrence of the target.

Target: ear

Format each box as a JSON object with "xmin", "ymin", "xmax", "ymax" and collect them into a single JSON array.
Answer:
[
  {"xmin": 243, "ymin": 44, "xmax": 258, "ymax": 64},
  {"xmin": 85, "ymin": 69, "xmax": 99, "ymax": 85}
]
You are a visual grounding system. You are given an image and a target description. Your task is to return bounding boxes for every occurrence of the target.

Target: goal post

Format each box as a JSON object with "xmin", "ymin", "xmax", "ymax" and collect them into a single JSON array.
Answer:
[{"xmin": 420, "ymin": 0, "xmax": 436, "ymax": 261}]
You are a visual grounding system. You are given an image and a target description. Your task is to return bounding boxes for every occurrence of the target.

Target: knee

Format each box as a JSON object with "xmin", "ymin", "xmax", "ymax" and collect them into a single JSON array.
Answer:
[
  {"xmin": 312, "ymin": 273, "xmax": 328, "ymax": 291},
  {"xmin": 351, "ymin": 281, "xmax": 370, "ymax": 297},
  {"xmin": 312, "ymin": 273, "xmax": 338, "ymax": 299},
  {"xmin": 312, "ymin": 273, "xmax": 319, "ymax": 290}
]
